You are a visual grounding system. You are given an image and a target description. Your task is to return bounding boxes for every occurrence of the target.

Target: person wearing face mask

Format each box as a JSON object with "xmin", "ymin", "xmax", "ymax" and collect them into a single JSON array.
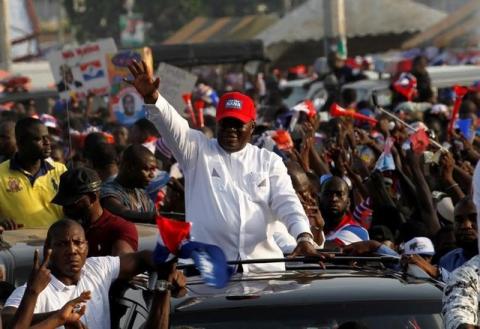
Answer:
[
  {"xmin": 51, "ymin": 167, "xmax": 138, "ymax": 257},
  {"xmin": 125, "ymin": 60, "xmax": 323, "ymax": 273}
]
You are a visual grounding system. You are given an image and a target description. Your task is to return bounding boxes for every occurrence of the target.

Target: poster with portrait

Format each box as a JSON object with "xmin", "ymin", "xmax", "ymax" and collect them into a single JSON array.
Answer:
[
  {"xmin": 106, "ymin": 47, "xmax": 153, "ymax": 125},
  {"xmin": 47, "ymin": 38, "xmax": 117, "ymax": 100}
]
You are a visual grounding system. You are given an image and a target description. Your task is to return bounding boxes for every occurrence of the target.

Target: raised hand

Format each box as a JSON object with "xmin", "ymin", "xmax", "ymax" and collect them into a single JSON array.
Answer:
[
  {"xmin": 125, "ymin": 60, "xmax": 160, "ymax": 104},
  {"xmin": 27, "ymin": 249, "xmax": 52, "ymax": 295}
]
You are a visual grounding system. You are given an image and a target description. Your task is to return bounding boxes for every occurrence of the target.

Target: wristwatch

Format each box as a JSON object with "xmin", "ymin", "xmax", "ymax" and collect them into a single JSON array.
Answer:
[
  {"xmin": 297, "ymin": 235, "xmax": 316, "ymax": 246},
  {"xmin": 155, "ymin": 280, "xmax": 174, "ymax": 292}
]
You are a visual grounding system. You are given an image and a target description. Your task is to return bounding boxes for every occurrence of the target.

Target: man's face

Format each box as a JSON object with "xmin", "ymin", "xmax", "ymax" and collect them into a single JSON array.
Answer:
[
  {"xmin": 0, "ymin": 123, "xmax": 16, "ymax": 157},
  {"xmin": 60, "ymin": 66, "xmax": 74, "ymax": 84},
  {"xmin": 20, "ymin": 124, "xmax": 51, "ymax": 159},
  {"xmin": 63, "ymin": 195, "xmax": 93, "ymax": 227},
  {"xmin": 217, "ymin": 118, "xmax": 254, "ymax": 153},
  {"xmin": 291, "ymin": 170, "xmax": 316, "ymax": 207},
  {"xmin": 454, "ymin": 202, "xmax": 478, "ymax": 249},
  {"xmin": 130, "ymin": 154, "xmax": 157, "ymax": 188},
  {"xmin": 114, "ymin": 127, "xmax": 129, "ymax": 146},
  {"xmin": 319, "ymin": 178, "xmax": 350, "ymax": 221},
  {"xmin": 123, "ymin": 95, "xmax": 135, "ymax": 116},
  {"xmin": 49, "ymin": 224, "xmax": 88, "ymax": 278}
]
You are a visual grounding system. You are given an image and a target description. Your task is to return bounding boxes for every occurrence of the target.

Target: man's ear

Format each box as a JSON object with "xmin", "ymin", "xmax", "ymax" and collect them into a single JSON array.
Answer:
[{"xmin": 250, "ymin": 121, "xmax": 256, "ymax": 135}]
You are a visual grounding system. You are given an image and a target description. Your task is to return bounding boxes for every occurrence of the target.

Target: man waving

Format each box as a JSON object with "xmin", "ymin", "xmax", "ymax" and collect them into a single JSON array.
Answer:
[{"xmin": 126, "ymin": 60, "xmax": 321, "ymax": 272}]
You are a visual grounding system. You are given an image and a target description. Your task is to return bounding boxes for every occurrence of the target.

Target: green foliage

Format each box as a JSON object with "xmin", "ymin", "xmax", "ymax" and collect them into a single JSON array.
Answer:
[{"xmin": 63, "ymin": 0, "xmax": 301, "ymax": 45}]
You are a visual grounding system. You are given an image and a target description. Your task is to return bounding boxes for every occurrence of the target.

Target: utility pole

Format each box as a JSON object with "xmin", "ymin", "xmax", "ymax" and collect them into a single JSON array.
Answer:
[
  {"xmin": 0, "ymin": 0, "xmax": 11, "ymax": 71},
  {"xmin": 323, "ymin": 0, "xmax": 347, "ymax": 58}
]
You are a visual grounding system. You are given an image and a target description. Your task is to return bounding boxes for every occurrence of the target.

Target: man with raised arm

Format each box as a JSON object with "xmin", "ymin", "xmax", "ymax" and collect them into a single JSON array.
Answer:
[{"xmin": 125, "ymin": 60, "xmax": 321, "ymax": 272}]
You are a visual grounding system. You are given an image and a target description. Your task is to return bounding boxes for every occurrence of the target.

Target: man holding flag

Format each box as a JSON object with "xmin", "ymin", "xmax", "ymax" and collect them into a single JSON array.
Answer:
[{"xmin": 126, "ymin": 60, "xmax": 323, "ymax": 272}]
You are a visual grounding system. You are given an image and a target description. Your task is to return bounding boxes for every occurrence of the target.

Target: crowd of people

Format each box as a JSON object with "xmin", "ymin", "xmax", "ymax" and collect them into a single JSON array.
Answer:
[{"xmin": 0, "ymin": 50, "xmax": 479, "ymax": 328}]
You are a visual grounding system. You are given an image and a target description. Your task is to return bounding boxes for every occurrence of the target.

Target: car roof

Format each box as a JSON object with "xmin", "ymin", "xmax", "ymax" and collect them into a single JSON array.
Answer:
[
  {"xmin": 172, "ymin": 268, "xmax": 443, "ymax": 312},
  {"xmin": 1, "ymin": 223, "xmax": 158, "ymax": 248}
]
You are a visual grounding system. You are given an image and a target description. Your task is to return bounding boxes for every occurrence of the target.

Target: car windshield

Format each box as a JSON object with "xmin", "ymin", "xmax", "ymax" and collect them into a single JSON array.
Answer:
[{"xmin": 171, "ymin": 300, "xmax": 443, "ymax": 329}]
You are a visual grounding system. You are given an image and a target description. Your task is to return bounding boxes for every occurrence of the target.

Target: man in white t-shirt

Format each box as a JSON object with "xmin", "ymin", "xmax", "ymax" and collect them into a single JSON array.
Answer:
[{"xmin": 2, "ymin": 219, "xmax": 182, "ymax": 329}]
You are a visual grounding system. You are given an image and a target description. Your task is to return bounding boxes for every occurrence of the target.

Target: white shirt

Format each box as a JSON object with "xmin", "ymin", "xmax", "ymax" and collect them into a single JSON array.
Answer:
[
  {"xmin": 473, "ymin": 161, "xmax": 480, "ymax": 253},
  {"xmin": 442, "ymin": 255, "xmax": 480, "ymax": 329},
  {"xmin": 146, "ymin": 96, "xmax": 310, "ymax": 272},
  {"xmin": 5, "ymin": 257, "xmax": 120, "ymax": 329}
]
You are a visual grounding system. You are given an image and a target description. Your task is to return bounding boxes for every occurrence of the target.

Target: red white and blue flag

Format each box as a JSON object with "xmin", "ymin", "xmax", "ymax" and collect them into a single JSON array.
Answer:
[
  {"xmin": 153, "ymin": 217, "xmax": 233, "ymax": 288},
  {"xmin": 80, "ymin": 60, "xmax": 105, "ymax": 81}
]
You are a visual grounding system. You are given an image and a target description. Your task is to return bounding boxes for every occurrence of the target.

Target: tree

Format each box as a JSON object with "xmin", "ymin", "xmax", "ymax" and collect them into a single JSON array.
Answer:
[{"xmin": 63, "ymin": 0, "xmax": 305, "ymax": 45}]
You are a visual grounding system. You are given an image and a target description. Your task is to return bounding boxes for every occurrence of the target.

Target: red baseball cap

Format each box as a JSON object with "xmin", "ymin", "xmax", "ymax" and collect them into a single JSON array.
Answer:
[{"xmin": 216, "ymin": 92, "xmax": 256, "ymax": 123}]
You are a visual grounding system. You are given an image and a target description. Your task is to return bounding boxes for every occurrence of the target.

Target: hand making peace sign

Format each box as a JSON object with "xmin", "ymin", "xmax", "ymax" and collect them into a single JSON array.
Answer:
[{"xmin": 27, "ymin": 249, "xmax": 52, "ymax": 295}]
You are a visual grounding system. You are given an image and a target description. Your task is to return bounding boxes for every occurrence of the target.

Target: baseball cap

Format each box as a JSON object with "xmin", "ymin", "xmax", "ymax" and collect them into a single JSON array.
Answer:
[
  {"xmin": 51, "ymin": 167, "xmax": 102, "ymax": 206},
  {"xmin": 403, "ymin": 237, "xmax": 435, "ymax": 256},
  {"xmin": 216, "ymin": 92, "xmax": 256, "ymax": 123}
]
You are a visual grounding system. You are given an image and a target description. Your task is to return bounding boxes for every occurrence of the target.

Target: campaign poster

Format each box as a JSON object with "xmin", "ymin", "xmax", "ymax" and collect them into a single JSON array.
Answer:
[
  {"xmin": 106, "ymin": 47, "xmax": 153, "ymax": 125},
  {"xmin": 47, "ymin": 38, "xmax": 117, "ymax": 100},
  {"xmin": 156, "ymin": 62, "xmax": 197, "ymax": 113},
  {"xmin": 120, "ymin": 13, "xmax": 145, "ymax": 48}
]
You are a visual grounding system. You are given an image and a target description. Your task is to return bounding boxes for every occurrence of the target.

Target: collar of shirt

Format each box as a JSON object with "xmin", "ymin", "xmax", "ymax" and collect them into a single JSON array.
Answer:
[
  {"xmin": 9, "ymin": 154, "xmax": 54, "ymax": 185},
  {"xmin": 49, "ymin": 271, "xmax": 84, "ymax": 292},
  {"xmin": 325, "ymin": 213, "xmax": 356, "ymax": 235},
  {"xmin": 90, "ymin": 208, "xmax": 113, "ymax": 229},
  {"xmin": 214, "ymin": 139, "xmax": 249, "ymax": 158}
]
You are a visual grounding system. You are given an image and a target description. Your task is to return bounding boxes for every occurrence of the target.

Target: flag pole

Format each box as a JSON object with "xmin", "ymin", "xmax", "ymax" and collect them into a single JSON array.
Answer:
[{"xmin": 371, "ymin": 93, "xmax": 447, "ymax": 152}]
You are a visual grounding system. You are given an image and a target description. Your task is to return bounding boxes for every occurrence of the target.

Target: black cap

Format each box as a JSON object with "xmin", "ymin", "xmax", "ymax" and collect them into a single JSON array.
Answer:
[{"xmin": 51, "ymin": 167, "xmax": 102, "ymax": 206}]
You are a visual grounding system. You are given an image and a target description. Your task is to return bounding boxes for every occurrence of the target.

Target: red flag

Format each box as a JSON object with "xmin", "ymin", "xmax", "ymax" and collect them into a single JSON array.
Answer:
[
  {"xmin": 272, "ymin": 129, "xmax": 294, "ymax": 150},
  {"xmin": 448, "ymin": 85, "xmax": 469, "ymax": 136},
  {"xmin": 292, "ymin": 100, "xmax": 316, "ymax": 118},
  {"xmin": 410, "ymin": 128, "xmax": 430, "ymax": 154},
  {"xmin": 156, "ymin": 217, "xmax": 191, "ymax": 253}
]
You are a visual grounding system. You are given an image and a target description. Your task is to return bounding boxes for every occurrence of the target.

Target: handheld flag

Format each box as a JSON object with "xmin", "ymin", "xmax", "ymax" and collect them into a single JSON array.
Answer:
[
  {"xmin": 448, "ymin": 85, "xmax": 468, "ymax": 136},
  {"xmin": 153, "ymin": 217, "xmax": 233, "ymax": 288},
  {"xmin": 392, "ymin": 73, "xmax": 417, "ymax": 101},
  {"xmin": 375, "ymin": 137, "xmax": 395, "ymax": 172},
  {"xmin": 410, "ymin": 128, "xmax": 430, "ymax": 154},
  {"xmin": 292, "ymin": 100, "xmax": 316, "ymax": 118},
  {"xmin": 456, "ymin": 118, "xmax": 474, "ymax": 141}
]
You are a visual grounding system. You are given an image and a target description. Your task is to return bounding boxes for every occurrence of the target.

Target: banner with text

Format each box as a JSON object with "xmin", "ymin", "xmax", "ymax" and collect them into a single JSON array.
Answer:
[{"xmin": 47, "ymin": 38, "xmax": 117, "ymax": 100}]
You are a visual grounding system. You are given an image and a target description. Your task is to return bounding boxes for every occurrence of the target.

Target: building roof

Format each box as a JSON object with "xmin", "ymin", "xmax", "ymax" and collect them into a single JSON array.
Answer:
[
  {"xmin": 163, "ymin": 14, "xmax": 278, "ymax": 44},
  {"xmin": 257, "ymin": 0, "xmax": 446, "ymax": 47},
  {"xmin": 402, "ymin": 0, "xmax": 480, "ymax": 49}
]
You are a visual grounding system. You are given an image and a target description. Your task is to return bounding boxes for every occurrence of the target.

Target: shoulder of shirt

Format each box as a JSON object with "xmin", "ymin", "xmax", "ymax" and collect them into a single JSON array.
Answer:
[
  {"xmin": 0, "ymin": 160, "xmax": 11, "ymax": 173},
  {"xmin": 440, "ymin": 248, "xmax": 463, "ymax": 263},
  {"xmin": 102, "ymin": 210, "xmax": 136, "ymax": 228},
  {"xmin": 447, "ymin": 255, "xmax": 480, "ymax": 284},
  {"xmin": 46, "ymin": 159, "xmax": 67, "ymax": 173},
  {"xmin": 85, "ymin": 256, "xmax": 120, "ymax": 268},
  {"xmin": 247, "ymin": 143, "xmax": 283, "ymax": 163}
]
